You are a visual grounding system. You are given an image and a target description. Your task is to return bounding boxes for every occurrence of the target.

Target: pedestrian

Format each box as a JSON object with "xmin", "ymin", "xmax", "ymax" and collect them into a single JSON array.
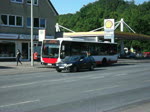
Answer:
[{"xmin": 16, "ymin": 49, "xmax": 22, "ymax": 66}]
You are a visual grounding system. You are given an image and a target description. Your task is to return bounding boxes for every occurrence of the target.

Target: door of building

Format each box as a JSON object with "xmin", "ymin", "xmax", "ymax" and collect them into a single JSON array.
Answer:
[{"xmin": 22, "ymin": 43, "xmax": 28, "ymax": 59}]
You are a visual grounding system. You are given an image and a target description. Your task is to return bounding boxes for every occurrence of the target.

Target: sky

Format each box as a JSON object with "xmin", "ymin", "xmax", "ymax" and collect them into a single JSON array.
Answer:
[{"xmin": 50, "ymin": 0, "xmax": 149, "ymax": 14}]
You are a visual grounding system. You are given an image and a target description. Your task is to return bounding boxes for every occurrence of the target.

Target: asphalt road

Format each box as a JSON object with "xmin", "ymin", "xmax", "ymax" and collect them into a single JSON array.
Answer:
[{"xmin": 0, "ymin": 61, "xmax": 150, "ymax": 112}]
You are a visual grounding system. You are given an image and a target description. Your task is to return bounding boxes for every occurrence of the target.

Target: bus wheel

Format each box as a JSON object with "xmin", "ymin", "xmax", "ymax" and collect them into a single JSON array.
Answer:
[{"xmin": 102, "ymin": 58, "xmax": 107, "ymax": 66}]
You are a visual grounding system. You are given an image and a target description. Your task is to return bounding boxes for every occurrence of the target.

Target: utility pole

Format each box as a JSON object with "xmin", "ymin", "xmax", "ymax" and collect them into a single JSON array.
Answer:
[
  {"xmin": 120, "ymin": 18, "xmax": 125, "ymax": 56},
  {"xmin": 31, "ymin": 0, "xmax": 34, "ymax": 66}
]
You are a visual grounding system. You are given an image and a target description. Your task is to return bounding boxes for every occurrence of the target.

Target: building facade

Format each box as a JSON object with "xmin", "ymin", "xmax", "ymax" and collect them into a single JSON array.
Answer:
[{"xmin": 0, "ymin": 0, "xmax": 58, "ymax": 60}]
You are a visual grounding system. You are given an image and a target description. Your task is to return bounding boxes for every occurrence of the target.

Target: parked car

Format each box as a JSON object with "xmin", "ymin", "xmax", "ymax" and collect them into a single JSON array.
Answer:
[{"xmin": 56, "ymin": 55, "xmax": 96, "ymax": 72}]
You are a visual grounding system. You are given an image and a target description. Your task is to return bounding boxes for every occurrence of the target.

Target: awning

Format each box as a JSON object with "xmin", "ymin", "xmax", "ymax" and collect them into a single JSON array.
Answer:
[{"xmin": 0, "ymin": 33, "xmax": 18, "ymax": 39}]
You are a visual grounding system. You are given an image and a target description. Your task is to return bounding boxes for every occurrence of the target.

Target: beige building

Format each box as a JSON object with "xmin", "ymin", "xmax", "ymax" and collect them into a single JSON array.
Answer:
[{"xmin": 0, "ymin": 0, "xmax": 58, "ymax": 60}]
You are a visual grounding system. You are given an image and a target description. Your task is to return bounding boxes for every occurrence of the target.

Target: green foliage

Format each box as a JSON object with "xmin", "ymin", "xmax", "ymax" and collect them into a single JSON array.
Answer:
[{"xmin": 57, "ymin": 0, "xmax": 150, "ymax": 52}]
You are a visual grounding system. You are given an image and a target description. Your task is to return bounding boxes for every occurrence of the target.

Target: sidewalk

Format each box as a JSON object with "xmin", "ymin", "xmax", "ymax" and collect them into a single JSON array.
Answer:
[
  {"xmin": 0, "ymin": 61, "xmax": 55, "ymax": 75},
  {"xmin": 0, "ymin": 59, "xmax": 150, "ymax": 75}
]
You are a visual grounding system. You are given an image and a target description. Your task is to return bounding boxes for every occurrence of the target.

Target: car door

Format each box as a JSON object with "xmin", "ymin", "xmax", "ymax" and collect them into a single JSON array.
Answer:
[
  {"xmin": 78, "ymin": 56, "xmax": 86, "ymax": 69},
  {"xmin": 81, "ymin": 57, "xmax": 90, "ymax": 69}
]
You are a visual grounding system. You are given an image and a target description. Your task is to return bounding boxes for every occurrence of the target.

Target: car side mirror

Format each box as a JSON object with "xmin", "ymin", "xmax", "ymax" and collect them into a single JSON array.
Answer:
[{"xmin": 80, "ymin": 59, "xmax": 83, "ymax": 61}]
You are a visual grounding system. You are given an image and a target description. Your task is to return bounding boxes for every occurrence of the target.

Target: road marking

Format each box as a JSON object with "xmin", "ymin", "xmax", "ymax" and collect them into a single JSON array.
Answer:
[
  {"xmin": 0, "ymin": 82, "xmax": 40, "ymax": 88},
  {"xmin": 144, "ymin": 80, "xmax": 150, "ymax": 82},
  {"xmin": 83, "ymin": 85, "xmax": 119, "ymax": 93},
  {"xmin": 0, "ymin": 99, "xmax": 40, "ymax": 108},
  {"xmin": 114, "ymin": 73, "xmax": 128, "ymax": 77},
  {"xmin": 90, "ymin": 76, "xmax": 105, "ymax": 79},
  {"xmin": 0, "ymin": 75, "xmax": 106, "ymax": 89}
]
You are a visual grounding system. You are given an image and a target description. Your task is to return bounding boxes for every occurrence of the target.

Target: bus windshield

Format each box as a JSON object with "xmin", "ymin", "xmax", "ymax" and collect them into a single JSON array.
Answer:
[{"xmin": 42, "ymin": 44, "xmax": 59, "ymax": 58}]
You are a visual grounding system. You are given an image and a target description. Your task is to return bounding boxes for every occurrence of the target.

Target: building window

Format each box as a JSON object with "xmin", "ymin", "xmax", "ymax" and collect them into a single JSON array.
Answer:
[
  {"xmin": 9, "ymin": 16, "xmax": 15, "ymax": 25},
  {"xmin": 16, "ymin": 16, "xmax": 22, "ymax": 26},
  {"xmin": 27, "ymin": 17, "xmax": 31, "ymax": 27},
  {"xmin": 34, "ymin": 18, "xmax": 39, "ymax": 27},
  {"xmin": 0, "ymin": 15, "xmax": 23, "ymax": 27},
  {"xmin": 11, "ymin": 0, "xmax": 23, "ymax": 3},
  {"xmin": 1, "ymin": 15, "xmax": 7, "ymax": 25},
  {"xmin": 26, "ymin": 0, "xmax": 38, "ymax": 5},
  {"xmin": 40, "ymin": 19, "xmax": 46, "ymax": 28},
  {"xmin": 27, "ymin": 17, "xmax": 46, "ymax": 28},
  {"xmin": 0, "ymin": 42, "xmax": 15, "ymax": 57}
]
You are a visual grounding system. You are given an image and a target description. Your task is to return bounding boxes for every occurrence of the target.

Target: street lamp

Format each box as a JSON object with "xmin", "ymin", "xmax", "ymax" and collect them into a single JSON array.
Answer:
[{"xmin": 31, "ymin": 0, "xmax": 34, "ymax": 66}]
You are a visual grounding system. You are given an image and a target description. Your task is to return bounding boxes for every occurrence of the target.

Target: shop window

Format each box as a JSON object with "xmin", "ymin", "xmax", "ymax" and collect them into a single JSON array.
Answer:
[{"xmin": 0, "ymin": 42, "xmax": 15, "ymax": 57}]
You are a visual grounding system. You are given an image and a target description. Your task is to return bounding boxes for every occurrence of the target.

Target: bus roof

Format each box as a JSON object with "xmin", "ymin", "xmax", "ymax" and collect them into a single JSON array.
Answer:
[{"xmin": 43, "ymin": 38, "xmax": 117, "ymax": 44}]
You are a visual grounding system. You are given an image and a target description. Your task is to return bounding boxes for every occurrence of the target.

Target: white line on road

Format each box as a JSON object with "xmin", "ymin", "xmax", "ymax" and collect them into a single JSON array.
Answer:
[
  {"xmin": 144, "ymin": 80, "xmax": 150, "ymax": 82},
  {"xmin": 83, "ymin": 85, "xmax": 119, "ymax": 93},
  {"xmin": 0, "ymin": 75, "xmax": 103, "ymax": 89},
  {"xmin": 114, "ymin": 73, "xmax": 128, "ymax": 77},
  {"xmin": 0, "ymin": 99, "xmax": 40, "ymax": 108},
  {"xmin": 90, "ymin": 76, "xmax": 105, "ymax": 79}
]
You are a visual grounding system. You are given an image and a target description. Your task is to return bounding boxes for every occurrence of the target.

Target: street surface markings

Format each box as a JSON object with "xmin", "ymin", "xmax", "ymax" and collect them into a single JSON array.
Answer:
[
  {"xmin": 114, "ymin": 73, "xmax": 128, "ymax": 77},
  {"xmin": 144, "ymin": 80, "xmax": 150, "ymax": 82},
  {"xmin": 0, "ymin": 75, "xmax": 104, "ymax": 89},
  {"xmin": 0, "ymin": 99, "xmax": 40, "ymax": 108},
  {"xmin": 90, "ymin": 76, "xmax": 105, "ymax": 79},
  {"xmin": 83, "ymin": 85, "xmax": 119, "ymax": 93},
  {"xmin": 63, "ymin": 79, "xmax": 79, "ymax": 83}
]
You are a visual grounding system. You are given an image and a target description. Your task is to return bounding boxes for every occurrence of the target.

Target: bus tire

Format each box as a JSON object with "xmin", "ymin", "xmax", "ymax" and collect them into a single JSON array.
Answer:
[{"xmin": 102, "ymin": 58, "xmax": 107, "ymax": 66}]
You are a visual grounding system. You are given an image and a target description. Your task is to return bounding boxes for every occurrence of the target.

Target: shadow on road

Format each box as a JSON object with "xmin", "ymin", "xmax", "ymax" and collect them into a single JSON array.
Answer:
[
  {"xmin": 0, "ymin": 66, "xmax": 15, "ymax": 69},
  {"xmin": 97, "ymin": 63, "xmax": 135, "ymax": 67}
]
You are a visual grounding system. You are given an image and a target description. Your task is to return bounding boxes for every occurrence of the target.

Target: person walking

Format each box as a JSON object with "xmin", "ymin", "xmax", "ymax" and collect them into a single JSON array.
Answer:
[{"xmin": 16, "ymin": 49, "xmax": 22, "ymax": 66}]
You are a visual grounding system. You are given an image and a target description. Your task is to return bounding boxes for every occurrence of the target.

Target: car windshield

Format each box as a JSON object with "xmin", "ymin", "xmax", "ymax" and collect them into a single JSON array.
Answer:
[{"xmin": 63, "ymin": 55, "xmax": 81, "ymax": 62}]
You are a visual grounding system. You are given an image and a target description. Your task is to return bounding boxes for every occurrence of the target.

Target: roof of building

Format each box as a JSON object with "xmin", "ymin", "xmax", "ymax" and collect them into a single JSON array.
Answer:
[
  {"xmin": 115, "ymin": 32, "xmax": 150, "ymax": 40},
  {"xmin": 48, "ymin": 0, "xmax": 59, "ymax": 15}
]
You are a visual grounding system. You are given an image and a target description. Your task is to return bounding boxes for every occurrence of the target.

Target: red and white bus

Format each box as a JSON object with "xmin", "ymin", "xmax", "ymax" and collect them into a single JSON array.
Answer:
[{"xmin": 41, "ymin": 38, "xmax": 118, "ymax": 66}]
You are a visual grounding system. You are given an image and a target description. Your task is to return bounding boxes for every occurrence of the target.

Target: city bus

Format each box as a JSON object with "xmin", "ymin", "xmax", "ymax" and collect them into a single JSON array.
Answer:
[{"xmin": 41, "ymin": 38, "xmax": 118, "ymax": 66}]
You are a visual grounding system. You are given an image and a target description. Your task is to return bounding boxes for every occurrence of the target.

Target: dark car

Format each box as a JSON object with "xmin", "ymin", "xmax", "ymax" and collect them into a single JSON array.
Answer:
[{"xmin": 56, "ymin": 55, "xmax": 96, "ymax": 72}]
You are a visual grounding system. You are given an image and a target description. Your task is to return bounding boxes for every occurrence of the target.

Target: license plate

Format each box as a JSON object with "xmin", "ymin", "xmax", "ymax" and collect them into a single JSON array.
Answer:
[
  {"xmin": 48, "ymin": 64, "xmax": 52, "ymax": 66},
  {"xmin": 59, "ymin": 67, "xmax": 64, "ymax": 69}
]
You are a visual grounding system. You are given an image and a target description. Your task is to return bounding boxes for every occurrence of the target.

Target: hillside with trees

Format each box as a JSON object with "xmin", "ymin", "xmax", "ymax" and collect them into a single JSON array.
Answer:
[{"xmin": 57, "ymin": 0, "xmax": 150, "ymax": 52}]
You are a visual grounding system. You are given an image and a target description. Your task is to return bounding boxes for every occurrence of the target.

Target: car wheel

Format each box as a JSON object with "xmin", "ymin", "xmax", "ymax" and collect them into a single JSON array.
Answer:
[
  {"xmin": 72, "ymin": 66, "xmax": 78, "ymax": 72},
  {"xmin": 56, "ymin": 69, "xmax": 62, "ymax": 72},
  {"xmin": 89, "ymin": 64, "xmax": 94, "ymax": 71}
]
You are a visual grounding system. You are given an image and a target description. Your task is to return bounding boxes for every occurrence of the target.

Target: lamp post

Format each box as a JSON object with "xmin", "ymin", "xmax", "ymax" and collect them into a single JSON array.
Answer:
[{"xmin": 31, "ymin": 0, "xmax": 34, "ymax": 66}]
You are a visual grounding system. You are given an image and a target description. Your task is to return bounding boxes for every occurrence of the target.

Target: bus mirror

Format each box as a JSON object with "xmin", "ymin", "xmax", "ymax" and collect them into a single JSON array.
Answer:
[
  {"xmin": 60, "ymin": 53, "xmax": 65, "ymax": 59},
  {"xmin": 62, "ymin": 45, "xmax": 65, "ymax": 51}
]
